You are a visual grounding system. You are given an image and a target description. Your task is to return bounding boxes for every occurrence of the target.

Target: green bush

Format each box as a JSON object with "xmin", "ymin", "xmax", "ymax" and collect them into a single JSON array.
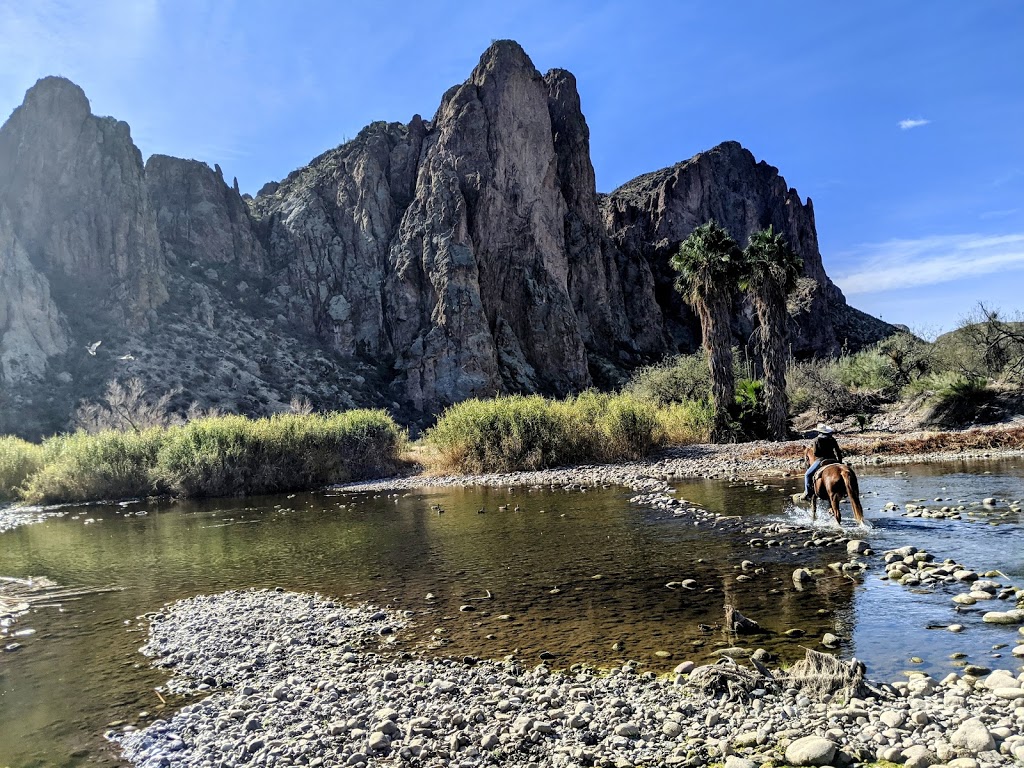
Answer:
[
  {"xmin": 625, "ymin": 353, "xmax": 711, "ymax": 405},
  {"xmin": 657, "ymin": 400, "xmax": 714, "ymax": 444},
  {"xmin": 9, "ymin": 409, "xmax": 405, "ymax": 504},
  {"xmin": 156, "ymin": 411, "xmax": 405, "ymax": 498},
  {"xmin": 0, "ymin": 436, "xmax": 45, "ymax": 501},
  {"xmin": 910, "ymin": 373, "xmax": 1001, "ymax": 427},
  {"xmin": 22, "ymin": 429, "xmax": 166, "ymax": 505},
  {"xmin": 426, "ymin": 395, "xmax": 573, "ymax": 474},
  {"xmin": 833, "ymin": 349, "xmax": 894, "ymax": 391},
  {"xmin": 425, "ymin": 392, "xmax": 675, "ymax": 474}
]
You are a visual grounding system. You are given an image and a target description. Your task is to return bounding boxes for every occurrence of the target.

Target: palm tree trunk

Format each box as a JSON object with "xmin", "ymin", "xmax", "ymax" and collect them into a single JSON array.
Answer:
[
  {"xmin": 697, "ymin": 294, "xmax": 735, "ymax": 441},
  {"xmin": 755, "ymin": 286, "xmax": 790, "ymax": 440}
]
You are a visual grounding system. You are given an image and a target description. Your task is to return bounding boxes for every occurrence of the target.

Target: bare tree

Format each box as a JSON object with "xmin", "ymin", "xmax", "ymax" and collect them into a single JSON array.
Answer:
[
  {"xmin": 289, "ymin": 395, "xmax": 314, "ymax": 415},
  {"xmin": 75, "ymin": 378, "xmax": 182, "ymax": 433},
  {"xmin": 947, "ymin": 304, "xmax": 1024, "ymax": 382}
]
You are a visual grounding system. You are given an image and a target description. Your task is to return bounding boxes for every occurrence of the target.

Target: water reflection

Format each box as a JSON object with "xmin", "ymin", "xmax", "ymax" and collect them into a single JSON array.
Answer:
[{"xmin": 0, "ymin": 460, "xmax": 1021, "ymax": 767}]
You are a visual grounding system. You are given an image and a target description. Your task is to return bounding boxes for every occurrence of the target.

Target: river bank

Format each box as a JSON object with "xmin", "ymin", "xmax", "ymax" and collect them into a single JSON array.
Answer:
[
  {"xmin": 113, "ymin": 589, "xmax": 1024, "ymax": 768},
  {"xmin": 340, "ymin": 424, "xmax": 1024, "ymax": 494}
]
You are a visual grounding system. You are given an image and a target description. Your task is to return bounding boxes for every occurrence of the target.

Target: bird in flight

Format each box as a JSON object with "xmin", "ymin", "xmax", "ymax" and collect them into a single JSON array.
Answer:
[
  {"xmin": 118, "ymin": 354, "xmax": 134, "ymax": 361},
  {"xmin": 86, "ymin": 341, "xmax": 102, "ymax": 355}
]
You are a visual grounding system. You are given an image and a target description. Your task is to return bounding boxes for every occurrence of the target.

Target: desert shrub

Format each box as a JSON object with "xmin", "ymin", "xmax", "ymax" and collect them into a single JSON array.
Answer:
[
  {"xmin": 658, "ymin": 400, "xmax": 715, "ymax": 444},
  {"xmin": 75, "ymin": 377, "xmax": 182, "ymax": 433},
  {"xmin": 833, "ymin": 349, "xmax": 894, "ymax": 391},
  {"xmin": 933, "ymin": 305, "xmax": 1024, "ymax": 382},
  {"xmin": 156, "ymin": 410, "xmax": 405, "ymax": 498},
  {"xmin": 626, "ymin": 353, "xmax": 711, "ymax": 405},
  {"xmin": 425, "ymin": 393, "xmax": 672, "ymax": 474},
  {"xmin": 0, "ymin": 437, "xmax": 45, "ymax": 501},
  {"xmin": 786, "ymin": 361, "xmax": 879, "ymax": 419},
  {"xmin": 909, "ymin": 373, "xmax": 1002, "ymax": 427},
  {"xmin": 878, "ymin": 332, "xmax": 931, "ymax": 386},
  {"xmin": 22, "ymin": 429, "xmax": 166, "ymax": 505}
]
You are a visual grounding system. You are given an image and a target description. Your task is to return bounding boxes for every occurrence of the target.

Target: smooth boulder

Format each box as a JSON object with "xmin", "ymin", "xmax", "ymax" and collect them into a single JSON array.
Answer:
[
  {"xmin": 785, "ymin": 736, "xmax": 837, "ymax": 766},
  {"xmin": 950, "ymin": 718, "xmax": 995, "ymax": 753}
]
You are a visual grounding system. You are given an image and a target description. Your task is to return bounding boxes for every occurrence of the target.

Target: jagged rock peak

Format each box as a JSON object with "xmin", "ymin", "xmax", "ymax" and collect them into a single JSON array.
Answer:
[
  {"xmin": 472, "ymin": 39, "xmax": 541, "ymax": 82},
  {"xmin": 15, "ymin": 76, "xmax": 91, "ymax": 120}
]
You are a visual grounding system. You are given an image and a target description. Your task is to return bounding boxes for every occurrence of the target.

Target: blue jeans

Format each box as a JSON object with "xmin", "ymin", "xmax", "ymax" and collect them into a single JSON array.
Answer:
[{"xmin": 805, "ymin": 459, "xmax": 822, "ymax": 496}]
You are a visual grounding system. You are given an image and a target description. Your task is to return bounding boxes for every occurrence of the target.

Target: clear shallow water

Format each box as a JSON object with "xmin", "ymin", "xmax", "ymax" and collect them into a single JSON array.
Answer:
[{"xmin": 0, "ymin": 460, "xmax": 1022, "ymax": 767}]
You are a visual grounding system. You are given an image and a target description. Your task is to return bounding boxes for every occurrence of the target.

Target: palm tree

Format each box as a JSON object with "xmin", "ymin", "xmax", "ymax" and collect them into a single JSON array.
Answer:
[
  {"xmin": 670, "ymin": 222, "xmax": 742, "ymax": 441},
  {"xmin": 741, "ymin": 226, "xmax": 803, "ymax": 440}
]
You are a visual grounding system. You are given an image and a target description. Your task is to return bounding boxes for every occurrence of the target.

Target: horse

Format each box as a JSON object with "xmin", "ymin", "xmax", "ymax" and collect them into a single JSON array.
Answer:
[{"xmin": 804, "ymin": 446, "xmax": 866, "ymax": 526}]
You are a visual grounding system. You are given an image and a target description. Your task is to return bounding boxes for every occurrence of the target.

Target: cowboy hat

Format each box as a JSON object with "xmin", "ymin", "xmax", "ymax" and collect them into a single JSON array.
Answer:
[{"xmin": 815, "ymin": 423, "xmax": 835, "ymax": 434}]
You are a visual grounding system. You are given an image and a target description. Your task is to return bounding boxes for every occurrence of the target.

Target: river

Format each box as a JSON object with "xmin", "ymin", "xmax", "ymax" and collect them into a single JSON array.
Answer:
[{"xmin": 0, "ymin": 459, "xmax": 1021, "ymax": 767}]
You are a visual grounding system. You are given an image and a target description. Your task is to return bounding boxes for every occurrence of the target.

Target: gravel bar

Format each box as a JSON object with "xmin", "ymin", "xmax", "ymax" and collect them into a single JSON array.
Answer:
[
  {"xmin": 337, "ymin": 441, "xmax": 1024, "ymax": 494},
  {"xmin": 112, "ymin": 589, "xmax": 1024, "ymax": 768}
]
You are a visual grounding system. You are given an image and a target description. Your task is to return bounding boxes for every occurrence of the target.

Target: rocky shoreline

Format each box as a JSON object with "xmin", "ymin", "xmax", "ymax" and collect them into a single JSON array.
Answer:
[
  {"xmin": 112, "ymin": 589, "xmax": 1024, "ymax": 768},
  {"xmin": 338, "ymin": 439, "xmax": 1024, "ymax": 495}
]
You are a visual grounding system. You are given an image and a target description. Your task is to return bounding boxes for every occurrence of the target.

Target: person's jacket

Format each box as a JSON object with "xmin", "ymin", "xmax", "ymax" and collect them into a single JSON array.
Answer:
[{"xmin": 810, "ymin": 434, "xmax": 843, "ymax": 463}]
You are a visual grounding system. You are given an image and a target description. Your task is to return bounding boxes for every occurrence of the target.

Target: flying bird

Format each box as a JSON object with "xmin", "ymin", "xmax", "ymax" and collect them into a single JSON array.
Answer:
[
  {"xmin": 86, "ymin": 341, "xmax": 102, "ymax": 355},
  {"xmin": 118, "ymin": 354, "xmax": 134, "ymax": 361}
]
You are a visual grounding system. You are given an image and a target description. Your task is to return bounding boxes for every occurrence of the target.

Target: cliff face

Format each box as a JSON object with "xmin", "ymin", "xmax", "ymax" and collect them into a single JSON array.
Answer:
[
  {"xmin": 384, "ymin": 42, "xmax": 591, "ymax": 409},
  {"xmin": 0, "ymin": 77, "xmax": 166, "ymax": 321},
  {"xmin": 0, "ymin": 42, "xmax": 893, "ymax": 436},
  {"xmin": 146, "ymin": 155, "xmax": 267, "ymax": 275},
  {"xmin": 0, "ymin": 205, "xmax": 70, "ymax": 385}
]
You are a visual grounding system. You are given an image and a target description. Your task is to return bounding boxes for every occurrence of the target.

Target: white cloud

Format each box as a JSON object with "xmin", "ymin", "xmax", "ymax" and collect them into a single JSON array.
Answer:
[
  {"xmin": 833, "ymin": 233, "xmax": 1024, "ymax": 295},
  {"xmin": 979, "ymin": 208, "xmax": 1019, "ymax": 220},
  {"xmin": 898, "ymin": 118, "xmax": 930, "ymax": 130}
]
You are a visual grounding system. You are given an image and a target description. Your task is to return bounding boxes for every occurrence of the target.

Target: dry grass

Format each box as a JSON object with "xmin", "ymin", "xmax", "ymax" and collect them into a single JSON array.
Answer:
[{"xmin": 742, "ymin": 423, "xmax": 1024, "ymax": 461}]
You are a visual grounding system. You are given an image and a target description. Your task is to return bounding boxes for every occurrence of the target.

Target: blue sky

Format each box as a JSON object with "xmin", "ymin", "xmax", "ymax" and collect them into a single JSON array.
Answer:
[{"xmin": 1, "ymin": 0, "xmax": 1022, "ymax": 336}]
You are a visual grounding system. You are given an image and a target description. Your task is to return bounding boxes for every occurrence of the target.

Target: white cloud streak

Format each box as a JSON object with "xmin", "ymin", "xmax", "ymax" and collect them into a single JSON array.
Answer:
[
  {"xmin": 898, "ymin": 118, "xmax": 930, "ymax": 130},
  {"xmin": 0, "ymin": 1, "xmax": 159, "ymax": 107},
  {"xmin": 833, "ymin": 233, "xmax": 1024, "ymax": 295}
]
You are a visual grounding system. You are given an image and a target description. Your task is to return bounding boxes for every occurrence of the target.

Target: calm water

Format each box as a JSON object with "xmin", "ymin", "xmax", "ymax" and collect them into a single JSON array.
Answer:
[{"xmin": 0, "ymin": 460, "xmax": 1022, "ymax": 767}]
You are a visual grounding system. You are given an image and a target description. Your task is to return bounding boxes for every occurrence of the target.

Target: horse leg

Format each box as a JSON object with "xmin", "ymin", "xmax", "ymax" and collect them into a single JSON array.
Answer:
[
  {"xmin": 829, "ymin": 492, "xmax": 843, "ymax": 526},
  {"xmin": 811, "ymin": 494, "xmax": 817, "ymax": 522},
  {"xmin": 845, "ymin": 468, "xmax": 866, "ymax": 525}
]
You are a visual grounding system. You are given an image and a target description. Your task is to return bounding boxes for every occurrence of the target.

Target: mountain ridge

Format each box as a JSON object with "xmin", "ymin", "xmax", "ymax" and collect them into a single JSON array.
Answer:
[{"xmin": 0, "ymin": 40, "xmax": 893, "ymax": 437}]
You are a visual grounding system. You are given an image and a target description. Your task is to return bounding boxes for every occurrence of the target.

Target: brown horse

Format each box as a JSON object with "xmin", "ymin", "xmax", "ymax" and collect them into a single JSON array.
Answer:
[{"xmin": 804, "ymin": 447, "xmax": 866, "ymax": 526}]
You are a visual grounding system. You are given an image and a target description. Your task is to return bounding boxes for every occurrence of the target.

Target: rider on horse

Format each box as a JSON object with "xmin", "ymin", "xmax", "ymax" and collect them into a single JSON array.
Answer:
[{"xmin": 801, "ymin": 423, "xmax": 843, "ymax": 501}]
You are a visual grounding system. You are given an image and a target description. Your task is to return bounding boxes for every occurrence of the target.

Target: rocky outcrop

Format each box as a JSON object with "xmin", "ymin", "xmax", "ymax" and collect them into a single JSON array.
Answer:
[
  {"xmin": 146, "ymin": 155, "xmax": 267, "ymax": 274},
  {"xmin": 603, "ymin": 141, "xmax": 842, "ymax": 357},
  {"xmin": 251, "ymin": 120, "xmax": 423, "ymax": 357},
  {"xmin": 0, "ymin": 206, "xmax": 70, "ymax": 384},
  {"xmin": 0, "ymin": 77, "xmax": 166, "ymax": 321},
  {"xmin": 384, "ymin": 41, "xmax": 591, "ymax": 409},
  {"xmin": 0, "ymin": 43, "xmax": 894, "ymax": 435}
]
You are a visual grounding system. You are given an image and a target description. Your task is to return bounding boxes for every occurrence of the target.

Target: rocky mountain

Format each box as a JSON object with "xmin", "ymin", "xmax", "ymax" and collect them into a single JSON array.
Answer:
[{"xmin": 0, "ymin": 41, "xmax": 892, "ymax": 437}]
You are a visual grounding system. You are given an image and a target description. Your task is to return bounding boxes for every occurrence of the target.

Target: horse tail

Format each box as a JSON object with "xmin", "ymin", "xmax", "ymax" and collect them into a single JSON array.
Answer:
[{"xmin": 845, "ymin": 466, "xmax": 865, "ymax": 524}]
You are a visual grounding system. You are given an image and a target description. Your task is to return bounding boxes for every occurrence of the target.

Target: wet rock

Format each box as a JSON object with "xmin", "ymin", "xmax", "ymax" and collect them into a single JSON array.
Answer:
[
  {"xmin": 982, "ymin": 609, "xmax": 1024, "ymax": 624},
  {"xmin": 847, "ymin": 540, "xmax": 870, "ymax": 555}
]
